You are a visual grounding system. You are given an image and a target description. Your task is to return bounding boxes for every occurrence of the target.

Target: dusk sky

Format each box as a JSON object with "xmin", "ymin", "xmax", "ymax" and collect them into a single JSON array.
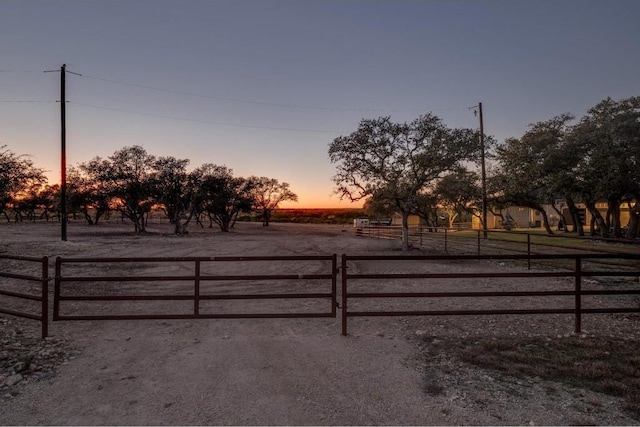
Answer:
[{"xmin": 1, "ymin": 0, "xmax": 639, "ymax": 208}]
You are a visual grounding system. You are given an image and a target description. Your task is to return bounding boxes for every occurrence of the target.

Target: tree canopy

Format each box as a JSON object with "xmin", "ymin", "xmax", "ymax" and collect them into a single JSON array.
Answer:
[
  {"xmin": 329, "ymin": 114, "xmax": 478, "ymax": 249},
  {"xmin": 250, "ymin": 177, "xmax": 298, "ymax": 226},
  {"xmin": 0, "ymin": 144, "xmax": 297, "ymax": 235},
  {"xmin": 2, "ymin": 95, "xmax": 638, "ymax": 240}
]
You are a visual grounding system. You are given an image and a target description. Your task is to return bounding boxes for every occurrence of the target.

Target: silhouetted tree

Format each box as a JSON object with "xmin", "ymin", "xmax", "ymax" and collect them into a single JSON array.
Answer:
[
  {"xmin": 67, "ymin": 161, "xmax": 112, "ymax": 225},
  {"xmin": 570, "ymin": 97, "xmax": 640, "ymax": 238},
  {"xmin": 151, "ymin": 156, "xmax": 196, "ymax": 235},
  {"xmin": 493, "ymin": 115, "xmax": 578, "ymax": 234},
  {"xmin": 98, "ymin": 146, "xmax": 156, "ymax": 233},
  {"xmin": 249, "ymin": 177, "xmax": 298, "ymax": 226},
  {"xmin": 0, "ymin": 145, "xmax": 46, "ymax": 222},
  {"xmin": 193, "ymin": 165, "xmax": 255, "ymax": 232}
]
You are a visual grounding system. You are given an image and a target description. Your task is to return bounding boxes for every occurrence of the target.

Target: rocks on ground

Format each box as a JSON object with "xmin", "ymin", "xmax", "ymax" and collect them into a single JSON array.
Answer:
[{"xmin": 0, "ymin": 317, "xmax": 77, "ymax": 400}]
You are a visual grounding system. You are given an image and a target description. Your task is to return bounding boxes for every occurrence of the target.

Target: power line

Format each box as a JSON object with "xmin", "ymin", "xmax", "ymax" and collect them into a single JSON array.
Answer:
[
  {"xmin": 0, "ymin": 100, "xmax": 57, "ymax": 103},
  {"xmin": 0, "ymin": 69, "xmax": 44, "ymax": 73},
  {"xmin": 2, "ymin": 67, "xmax": 486, "ymax": 130},
  {"xmin": 78, "ymin": 72, "xmax": 396, "ymax": 113},
  {"xmin": 2, "ymin": 68, "xmax": 481, "ymax": 117},
  {"xmin": 68, "ymin": 101, "xmax": 348, "ymax": 133}
]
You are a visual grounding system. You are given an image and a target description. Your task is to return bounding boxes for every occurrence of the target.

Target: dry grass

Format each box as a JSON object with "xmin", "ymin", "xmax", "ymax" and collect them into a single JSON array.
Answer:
[{"xmin": 422, "ymin": 334, "xmax": 640, "ymax": 418}]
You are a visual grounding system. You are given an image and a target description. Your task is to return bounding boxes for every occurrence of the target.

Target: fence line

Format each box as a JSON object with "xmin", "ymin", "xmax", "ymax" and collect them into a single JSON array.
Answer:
[
  {"xmin": 356, "ymin": 225, "xmax": 640, "ymax": 263},
  {"xmin": 0, "ymin": 255, "xmax": 49, "ymax": 338},
  {"xmin": 340, "ymin": 253, "xmax": 640, "ymax": 335},
  {"xmin": 2, "ymin": 252, "xmax": 638, "ymax": 338}
]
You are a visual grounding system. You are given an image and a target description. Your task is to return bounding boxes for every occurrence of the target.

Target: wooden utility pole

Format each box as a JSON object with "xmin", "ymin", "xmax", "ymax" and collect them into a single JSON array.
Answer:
[
  {"xmin": 478, "ymin": 102, "xmax": 488, "ymax": 239},
  {"xmin": 60, "ymin": 64, "xmax": 67, "ymax": 241},
  {"xmin": 46, "ymin": 64, "xmax": 78, "ymax": 240}
]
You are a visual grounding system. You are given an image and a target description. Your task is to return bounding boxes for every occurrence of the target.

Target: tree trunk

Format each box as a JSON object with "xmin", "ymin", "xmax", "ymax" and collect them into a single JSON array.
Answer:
[
  {"xmin": 401, "ymin": 210, "xmax": 410, "ymax": 251},
  {"xmin": 533, "ymin": 206, "xmax": 553, "ymax": 234},
  {"xmin": 542, "ymin": 211, "xmax": 553, "ymax": 234},
  {"xmin": 83, "ymin": 210, "xmax": 95, "ymax": 225},
  {"xmin": 173, "ymin": 219, "xmax": 186, "ymax": 235},
  {"xmin": 565, "ymin": 197, "xmax": 584, "ymax": 236},
  {"xmin": 585, "ymin": 201, "xmax": 608, "ymax": 237},
  {"xmin": 607, "ymin": 198, "xmax": 622, "ymax": 238},
  {"xmin": 231, "ymin": 212, "xmax": 240, "ymax": 229},
  {"xmin": 210, "ymin": 212, "xmax": 230, "ymax": 232},
  {"xmin": 550, "ymin": 204, "xmax": 564, "ymax": 231},
  {"xmin": 93, "ymin": 207, "xmax": 107, "ymax": 225},
  {"xmin": 194, "ymin": 212, "xmax": 205, "ymax": 228},
  {"xmin": 447, "ymin": 212, "xmax": 458, "ymax": 229},
  {"xmin": 179, "ymin": 209, "xmax": 195, "ymax": 235}
]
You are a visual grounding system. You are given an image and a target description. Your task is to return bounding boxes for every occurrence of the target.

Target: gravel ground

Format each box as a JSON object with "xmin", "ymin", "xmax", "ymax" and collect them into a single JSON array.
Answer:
[{"xmin": 0, "ymin": 221, "xmax": 639, "ymax": 425}]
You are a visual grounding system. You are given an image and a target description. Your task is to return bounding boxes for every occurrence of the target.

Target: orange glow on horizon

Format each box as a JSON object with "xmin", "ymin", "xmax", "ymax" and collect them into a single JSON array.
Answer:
[
  {"xmin": 45, "ymin": 170, "xmax": 362, "ymax": 210},
  {"xmin": 280, "ymin": 197, "xmax": 364, "ymax": 210}
]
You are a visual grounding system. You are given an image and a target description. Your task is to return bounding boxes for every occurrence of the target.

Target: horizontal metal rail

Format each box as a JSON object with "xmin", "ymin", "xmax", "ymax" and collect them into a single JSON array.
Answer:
[
  {"xmin": 341, "ymin": 253, "xmax": 640, "ymax": 335},
  {"xmin": 0, "ymin": 255, "xmax": 49, "ymax": 338},
  {"xmin": 54, "ymin": 312, "xmax": 336, "ymax": 321},
  {"xmin": 61, "ymin": 274, "xmax": 333, "ymax": 282},
  {"xmin": 57, "ymin": 292, "xmax": 334, "ymax": 301},
  {"xmin": 56, "ymin": 255, "xmax": 333, "ymax": 262},
  {"xmin": 54, "ymin": 255, "xmax": 338, "ymax": 322}
]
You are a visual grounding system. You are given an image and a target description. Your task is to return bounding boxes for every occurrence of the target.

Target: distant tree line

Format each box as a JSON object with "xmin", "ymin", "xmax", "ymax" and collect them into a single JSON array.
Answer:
[
  {"xmin": 241, "ymin": 208, "xmax": 365, "ymax": 224},
  {"xmin": 2, "ymin": 96, "xmax": 638, "ymax": 241},
  {"xmin": 329, "ymin": 96, "xmax": 640, "ymax": 249},
  {"xmin": 0, "ymin": 145, "xmax": 297, "ymax": 234}
]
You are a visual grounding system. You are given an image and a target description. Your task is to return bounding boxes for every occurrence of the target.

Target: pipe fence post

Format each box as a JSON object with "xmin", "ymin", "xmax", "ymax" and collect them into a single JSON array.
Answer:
[
  {"xmin": 53, "ymin": 257, "xmax": 61, "ymax": 321},
  {"xmin": 194, "ymin": 260, "xmax": 201, "ymax": 316},
  {"xmin": 332, "ymin": 254, "xmax": 337, "ymax": 317},
  {"xmin": 341, "ymin": 254, "xmax": 348, "ymax": 336},
  {"xmin": 444, "ymin": 229, "xmax": 448, "ymax": 253},
  {"xmin": 574, "ymin": 257, "xmax": 582, "ymax": 334},
  {"xmin": 41, "ymin": 256, "xmax": 49, "ymax": 339},
  {"xmin": 477, "ymin": 230, "xmax": 481, "ymax": 255},
  {"xmin": 527, "ymin": 234, "xmax": 531, "ymax": 270}
]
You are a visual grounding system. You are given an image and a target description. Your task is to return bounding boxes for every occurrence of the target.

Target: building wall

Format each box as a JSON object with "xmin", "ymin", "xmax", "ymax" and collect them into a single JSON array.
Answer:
[
  {"xmin": 562, "ymin": 202, "xmax": 632, "ymax": 228},
  {"xmin": 391, "ymin": 213, "xmax": 422, "ymax": 227},
  {"xmin": 471, "ymin": 201, "xmax": 635, "ymax": 230},
  {"xmin": 471, "ymin": 205, "xmax": 562, "ymax": 230}
]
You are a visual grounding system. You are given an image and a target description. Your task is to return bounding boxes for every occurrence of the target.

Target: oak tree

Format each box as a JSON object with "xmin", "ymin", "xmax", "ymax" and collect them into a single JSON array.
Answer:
[{"xmin": 329, "ymin": 114, "xmax": 477, "ymax": 250}]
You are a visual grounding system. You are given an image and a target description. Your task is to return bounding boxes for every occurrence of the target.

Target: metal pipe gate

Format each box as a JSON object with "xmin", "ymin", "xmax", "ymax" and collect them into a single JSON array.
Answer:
[{"xmin": 54, "ymin": 255, "xmax": 338, "ymax": 321}]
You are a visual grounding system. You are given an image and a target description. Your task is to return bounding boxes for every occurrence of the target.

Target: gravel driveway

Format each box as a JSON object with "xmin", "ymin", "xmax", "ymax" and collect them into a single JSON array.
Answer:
[{"xmin": 1, "ymin": 222, "xmax": 638, "ymax": 425}]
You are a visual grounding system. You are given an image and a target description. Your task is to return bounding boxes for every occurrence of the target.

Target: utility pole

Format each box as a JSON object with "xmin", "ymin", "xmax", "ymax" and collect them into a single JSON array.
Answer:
[
  {"xmin": 60, "ymin": 64, "xmax": 67, "ymax": 241},
  {"xmin": 478, "ymin": 102, "xmax": 488, "ymax": 239},
  {"xmin": 471, "ymin": 103, "xmax": 488, "ymax": 238},
  {"xmin": 46, "ymin": 64, "xmax": 80, "ymax": 241}
]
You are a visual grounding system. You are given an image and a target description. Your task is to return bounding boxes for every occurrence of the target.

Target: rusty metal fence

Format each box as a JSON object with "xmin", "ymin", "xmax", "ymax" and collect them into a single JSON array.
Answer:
[
  {"xmin": 341, "ymin": 253, "xmax": 640, "ymax": 335},
  {"xmin": 0, "ymin": 255, "xmax": 49, "ymax": 338},
  {"xmin": 54, "ymin": 255, "xmax": 338, "ymax": 321},
  {"xmin": 3, "ymin": 252, "xmax": 639, "ymax": 338},
  {"xmin": 358, "ymin": 225, "xmax": 640, "ymax": 254}
]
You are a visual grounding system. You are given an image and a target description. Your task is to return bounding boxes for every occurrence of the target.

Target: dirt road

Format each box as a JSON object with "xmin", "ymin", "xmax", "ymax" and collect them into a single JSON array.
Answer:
[{"xmin": 1, "ymin": 221, "xmax": 638, "ymax": 425}]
